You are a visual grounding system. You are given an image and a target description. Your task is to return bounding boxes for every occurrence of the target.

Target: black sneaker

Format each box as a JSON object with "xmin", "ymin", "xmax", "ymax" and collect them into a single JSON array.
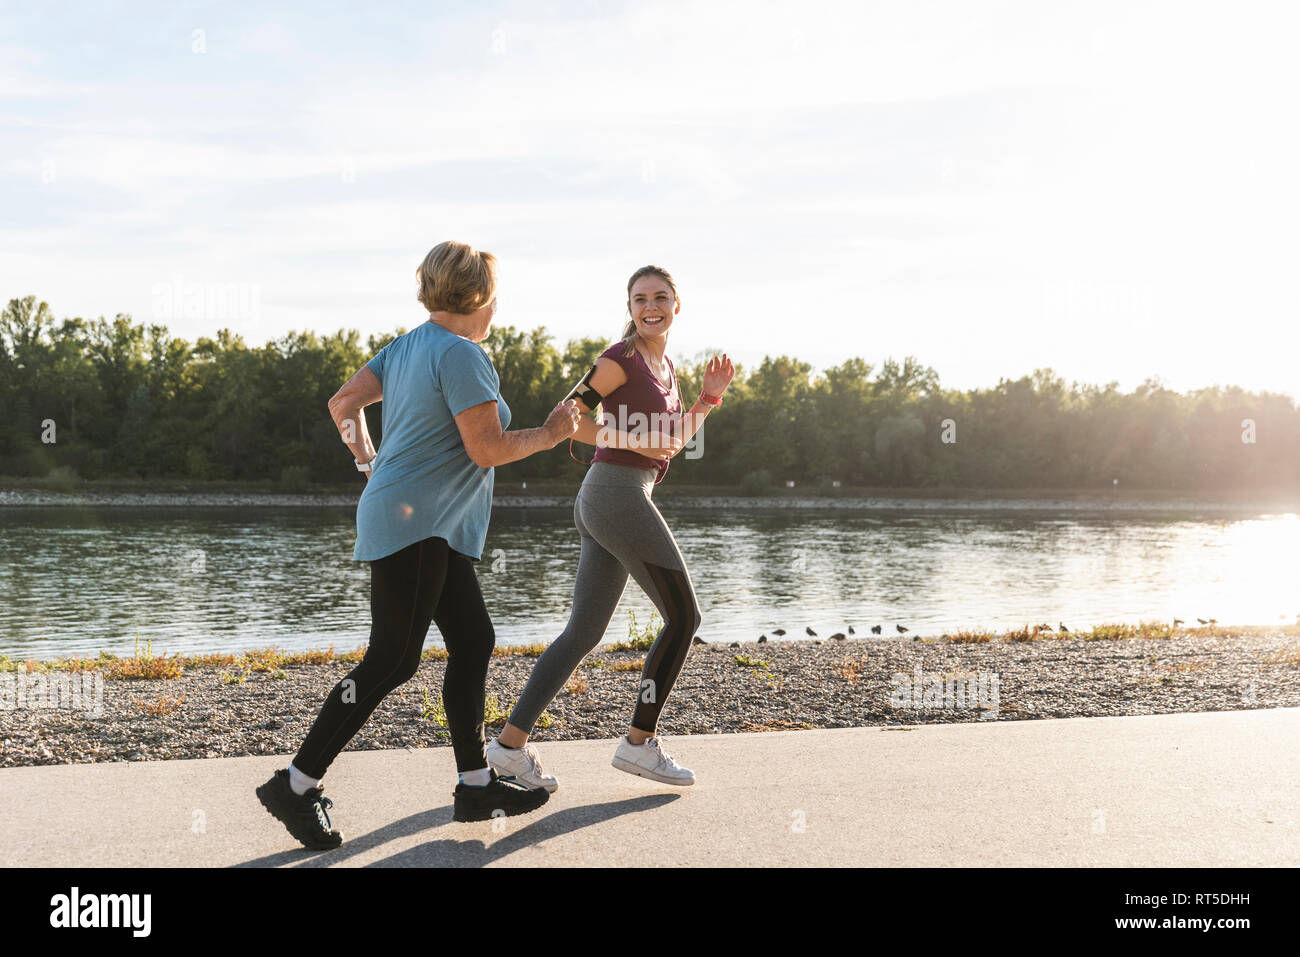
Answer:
[
  {"xmin": 256, "ymin": 768, "xmax": 344, "ymax": 850},
  {"xmin": 453, "ymin": 772, "xmax": 550, "ymax": 822}
]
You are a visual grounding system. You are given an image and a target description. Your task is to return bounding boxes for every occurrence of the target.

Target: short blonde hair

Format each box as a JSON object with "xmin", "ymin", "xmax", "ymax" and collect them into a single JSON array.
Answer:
[{"xmin": 416, "ymin": 241, "xmax": 498, "ymax": 315}]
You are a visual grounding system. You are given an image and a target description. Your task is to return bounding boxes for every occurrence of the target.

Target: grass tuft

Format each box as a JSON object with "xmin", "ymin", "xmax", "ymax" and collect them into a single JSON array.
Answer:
[
  {"xmin": 1082, "ymin": 621, "xmax": 1175, "ymax": 641},
  {"xmin": 946, "ymin": 629, "xmax": 999, "ymax": 644},
  {"xmin": 606, "ymin": 609, "xmax": 660, "ymax": 652},
  {"xmin": 1260, "ymin": 645, "xmax": 1300, "ymax": 665},
  {"xmin": 492, "ymin": 643, "xmax": 547, "ymax": 658},
  {"xmin": 104, "ymin": 635, "xmax": 184, "ymax": 680},
  {"xmin": 423, "ymin": 691, "xmax": 555, "ymax": 730},
  {"xmin": 135, "ymin": 693, "xmax": 186, "ymax": 716},
  {"xmin": 563, "ymin": 674, "xmax": 588, "ymax": 695}
]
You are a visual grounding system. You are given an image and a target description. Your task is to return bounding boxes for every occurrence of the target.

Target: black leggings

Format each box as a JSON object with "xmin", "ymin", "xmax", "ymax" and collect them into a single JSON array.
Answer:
[{"xmin": 293, "ymin": 536, "xmax": 495, "ymax": 778}]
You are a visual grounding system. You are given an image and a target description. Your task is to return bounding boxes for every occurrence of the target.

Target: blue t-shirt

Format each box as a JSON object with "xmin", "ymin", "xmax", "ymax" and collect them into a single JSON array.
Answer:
[{"xmin": 353, "ymin": 321, "xmax": 511, "ymax": 562}]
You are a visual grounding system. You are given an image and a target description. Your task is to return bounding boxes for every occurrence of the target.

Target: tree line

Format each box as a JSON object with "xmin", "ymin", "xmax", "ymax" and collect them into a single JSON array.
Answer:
[{"xmin": 2, "ymin": 295, "xmax": 1296, "ymax": 491}]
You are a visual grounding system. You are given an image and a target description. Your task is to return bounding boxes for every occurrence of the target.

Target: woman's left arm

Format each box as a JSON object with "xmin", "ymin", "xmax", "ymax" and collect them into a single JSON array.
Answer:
[
  {"xmin": 328, "ymin": 365, "xmax": 383, "ymax": 478},
  {"xmin": 674, "ymin": 353, "xmax": 734, "ymax": 450}
]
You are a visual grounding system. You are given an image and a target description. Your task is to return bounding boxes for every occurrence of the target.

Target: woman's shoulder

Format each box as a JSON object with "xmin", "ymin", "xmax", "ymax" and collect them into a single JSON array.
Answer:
[
  {"xmin": 416, "ymin": 324, "xmax": 487, "ymax": 364},
  {"xmin": 598, "ymin": 341, "xmax": 630, "ymax": 363}
]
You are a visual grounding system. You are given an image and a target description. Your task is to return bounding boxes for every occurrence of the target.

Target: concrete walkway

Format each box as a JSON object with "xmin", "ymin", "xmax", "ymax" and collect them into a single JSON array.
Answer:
[{"xmin": 2, "ymin": 708, "xmax": 1296, "ymax": 867}]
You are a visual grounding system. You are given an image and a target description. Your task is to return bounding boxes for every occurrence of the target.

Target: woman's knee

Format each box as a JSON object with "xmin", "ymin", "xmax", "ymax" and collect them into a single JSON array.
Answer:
[
  {"xmin": 644, "ymin": 562, "xmax": 701, "ymax": 636},
  {"xmin": 369, "ymin": 655, "xmax": 423, "ymax": 693},
  {"xmin": 667, "ymin": 603, "xmax": 701, "ymax": 639},
  {"xmin": 548, "ymin": 623, "xmax": 604, "ymax": 663},
  {"xmin": 444, "ymin": 622, "xmax": 496, "ymax": 665}
]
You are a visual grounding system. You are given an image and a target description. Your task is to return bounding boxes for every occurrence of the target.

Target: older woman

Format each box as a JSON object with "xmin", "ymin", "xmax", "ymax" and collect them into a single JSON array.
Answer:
[{"xmin": 257, "ymin": 240, "xmax": 581, "ymax": 849}]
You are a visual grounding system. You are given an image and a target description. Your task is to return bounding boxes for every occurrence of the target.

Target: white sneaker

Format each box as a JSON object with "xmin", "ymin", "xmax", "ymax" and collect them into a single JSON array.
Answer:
[
  {"xmin": 486, "ymin": 737, "xmax": 558, "ymax": 793},
  {"xmin": 611, "ymin": 735, "xmax": 695, "ymax": 786}
]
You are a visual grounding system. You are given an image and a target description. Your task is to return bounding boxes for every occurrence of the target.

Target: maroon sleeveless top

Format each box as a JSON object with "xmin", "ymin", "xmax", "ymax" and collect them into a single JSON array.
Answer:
[{"xmin": 591, "ymin": 342, "xmax": 682, "ymax": 483}]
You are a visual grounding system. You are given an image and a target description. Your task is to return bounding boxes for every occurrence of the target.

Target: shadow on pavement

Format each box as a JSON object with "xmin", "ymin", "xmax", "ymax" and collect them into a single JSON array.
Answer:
[
  {"xmin": 237, "ymin": 793, "xmax": 678, "ymax": 868},
  {"xmin": 367, "ymin": 793, "xmax": 681, "ymax": 867}
]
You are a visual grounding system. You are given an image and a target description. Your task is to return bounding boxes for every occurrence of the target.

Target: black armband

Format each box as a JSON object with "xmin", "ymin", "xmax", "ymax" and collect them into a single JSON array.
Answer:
[{"xmin": 563, "ymin": 365, "xmax": 604, "ymax": 408}]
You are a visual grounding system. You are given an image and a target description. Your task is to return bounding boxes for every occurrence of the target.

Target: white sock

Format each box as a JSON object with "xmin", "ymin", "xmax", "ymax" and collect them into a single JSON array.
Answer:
[
  {"xmin": 287, "ymin": 763, "xmax": 321, "ymax": 796},
  {"xmin": 459, "ymin": 767, "xmax": 492, "ymax": 787}
]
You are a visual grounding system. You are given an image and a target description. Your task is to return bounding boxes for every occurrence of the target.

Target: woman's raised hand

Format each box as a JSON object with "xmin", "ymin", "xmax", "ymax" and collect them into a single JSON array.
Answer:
[
  {"xmin": 702, "ymin": 353, "xmax": 734, "ymax": 396},
  {"xmin": 544, "ymin": 399, "xmax": 583, "ymax": 444}
]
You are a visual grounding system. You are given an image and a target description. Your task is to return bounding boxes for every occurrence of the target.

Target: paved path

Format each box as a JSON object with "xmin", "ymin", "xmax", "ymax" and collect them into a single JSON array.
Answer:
[{"xmin": 2, "ymin": 708, "xmax": 1296, "ymax": 866}]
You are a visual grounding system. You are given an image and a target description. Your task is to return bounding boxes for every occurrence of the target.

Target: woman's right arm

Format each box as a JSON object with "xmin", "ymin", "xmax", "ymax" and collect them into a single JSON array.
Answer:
[
  {"xmin": 328, "ymin": 365, "xmax": 383, "ymax": 477},
  {"xmin": 568, "ymin": 357, "xmax": 625, "ymax": 447},
  {"xmin": 456, "ymin": 400, "xmax": 581, "ymax": 468},
  {"xmin": 567, "ymin": 357, "xmax": 678, "ymax": 460}
]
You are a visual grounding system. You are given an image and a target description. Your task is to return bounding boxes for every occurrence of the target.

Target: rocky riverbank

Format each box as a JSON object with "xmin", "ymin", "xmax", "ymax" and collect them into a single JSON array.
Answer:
[{"xmin": 2, "ymin": 630, "xmax": 1297, "ymax": 768}]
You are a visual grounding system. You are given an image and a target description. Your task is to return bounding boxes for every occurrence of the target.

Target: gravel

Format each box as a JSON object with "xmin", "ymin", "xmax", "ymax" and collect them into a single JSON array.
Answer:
[{"xmin": 2, "ymin": 632, "xmax": 1297, "ymax": 768}]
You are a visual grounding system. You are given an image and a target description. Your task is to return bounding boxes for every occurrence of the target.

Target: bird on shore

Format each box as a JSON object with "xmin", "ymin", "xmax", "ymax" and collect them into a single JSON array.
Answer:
[
  {"xmin": 1039, "ymin": 623, "xmax": 1053, "ymax": 632},
  {"xmin": 772, "ymin": 628, "xmax": 786, "ymax": 636},
  {"xmin": 692, "ymin": 636, "xmax": 706, "ymax": 646},
  {"xmin": 806, "ymin": 627, "xmax": 817, "ymax": 636},
  {"xmin": 830, "ymin": 632, "xmax": 846, "ymax": 641},
  {"xmin": 1208, "ymin": 618, "xmax": 1218, "ymax": 626},
  {"xmin": 1172, "ymin": 618, "xmax": 1184, "ymax": 627},
  {"xmin": 758, "ymin": 634, "xmax": 768, "ymax": 643},
  {"xmin": 1197, "ymin": 618, "xmax": 1208, "ymax": 625},
  {"xmin": 896, "ymin": 624, "xmax": 909, "ymax": 634},
  {"xmin": 1058, "ymin": 623, "xmax": 1070, "ymax": 633},
  {"xmin": 871, "ymin": 625, "xmax": 882, "ymax": 635},
  {"xmin": 729, "ymin": 642, "xmax": 740, "ymax": 648},
  {"xmin": 847, "ymin": 625, "xmax": 855, "ymax": 635}
]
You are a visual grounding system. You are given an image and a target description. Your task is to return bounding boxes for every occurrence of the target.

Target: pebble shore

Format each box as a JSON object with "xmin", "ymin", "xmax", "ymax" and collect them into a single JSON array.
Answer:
[{"xmin": 2, "ymin": 632, "xmax": 1297, "ymax": 768}]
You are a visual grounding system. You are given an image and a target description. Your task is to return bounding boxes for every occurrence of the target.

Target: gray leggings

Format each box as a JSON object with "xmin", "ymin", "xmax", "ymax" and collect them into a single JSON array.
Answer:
[{"xmin": 508, "ymin": 462, "xmax": 703, "ymax": 734}]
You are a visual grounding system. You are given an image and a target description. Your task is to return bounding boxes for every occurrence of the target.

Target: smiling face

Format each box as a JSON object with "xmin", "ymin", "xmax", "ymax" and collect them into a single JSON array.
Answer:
[{"xmin": 627, "ymin": 275, "xmax": 679, "ymax": 340}]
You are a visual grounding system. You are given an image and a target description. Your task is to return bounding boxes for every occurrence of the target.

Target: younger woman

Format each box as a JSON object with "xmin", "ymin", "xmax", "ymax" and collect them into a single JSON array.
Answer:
[{"xmin": 488, "ymin": 265, "xmax": 733, "ymax": 788}]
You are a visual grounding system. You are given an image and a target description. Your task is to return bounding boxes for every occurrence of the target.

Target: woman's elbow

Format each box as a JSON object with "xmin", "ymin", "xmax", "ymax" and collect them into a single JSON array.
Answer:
[{"xmin": 464, "ymin": 441, "xmax": 497, "ymax": 469}]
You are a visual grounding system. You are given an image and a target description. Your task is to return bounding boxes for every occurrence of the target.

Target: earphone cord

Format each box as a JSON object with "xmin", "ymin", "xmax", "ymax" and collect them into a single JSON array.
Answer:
[{"xmin": 568, "ymin": 437, "xmax": 594, "ymax": 466}]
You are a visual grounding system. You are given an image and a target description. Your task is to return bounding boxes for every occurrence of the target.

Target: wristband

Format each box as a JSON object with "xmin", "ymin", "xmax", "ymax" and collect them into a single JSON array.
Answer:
[
  {"xmin": 355, "ymin": 458, "xmax": 372, "ymax": 473},
  {"xmin": 699, "ymin": 392, "xmax": 723, "ymax": 407}
]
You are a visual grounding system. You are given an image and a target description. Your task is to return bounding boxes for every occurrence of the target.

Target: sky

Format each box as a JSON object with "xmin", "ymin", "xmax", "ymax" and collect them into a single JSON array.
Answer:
[{"xmin": 3, "ymin": 0, "xmax": 1298, "ymax": 398}]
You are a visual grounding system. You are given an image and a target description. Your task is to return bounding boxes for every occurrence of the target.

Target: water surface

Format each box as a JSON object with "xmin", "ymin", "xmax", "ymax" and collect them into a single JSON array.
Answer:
[{"xmin": 1, "ymin": 504, "xmax": 1296, "ymax": 658}]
